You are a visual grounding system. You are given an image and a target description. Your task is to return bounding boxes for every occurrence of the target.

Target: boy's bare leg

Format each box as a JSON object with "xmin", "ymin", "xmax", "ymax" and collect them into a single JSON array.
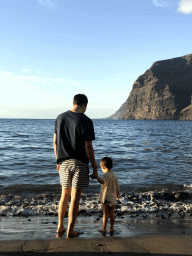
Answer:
[
  {"xmin": 109, "ymin": 206, "xmax": 115, "ymax": 232},
  {"xmin": 103, "ymin": 204, "xmax": 109, "ymax": 231},
  {"xmin": 67, "ymin": 187, "xmax": 82, "ymax": 237},
  {"xmin": 57, "ymin": 186, "xmax": 71, "ymax": 233}
]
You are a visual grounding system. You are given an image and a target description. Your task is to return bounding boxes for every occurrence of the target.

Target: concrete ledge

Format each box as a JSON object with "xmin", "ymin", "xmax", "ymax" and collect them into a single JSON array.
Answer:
[{"xmin": 0, "ymin": 235, "xmax": 192, "ymax": 255}]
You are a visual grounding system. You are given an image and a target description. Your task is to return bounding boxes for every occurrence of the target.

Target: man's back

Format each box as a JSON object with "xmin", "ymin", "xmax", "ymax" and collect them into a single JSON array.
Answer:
[{"xmin": 54, "ymin": 110, "xmax": 95, "ymax": 164}]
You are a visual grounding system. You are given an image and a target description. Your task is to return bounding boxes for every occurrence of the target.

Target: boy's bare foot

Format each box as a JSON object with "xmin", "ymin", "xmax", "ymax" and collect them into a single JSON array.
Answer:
[{"xmin": 57, "ymin": 226, "xmax": 66, "ymax": 233}]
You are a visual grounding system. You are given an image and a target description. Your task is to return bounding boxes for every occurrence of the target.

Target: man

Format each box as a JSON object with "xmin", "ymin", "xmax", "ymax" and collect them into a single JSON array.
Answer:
[{"xmin": 53, "ymin": 94, "xmax": 97, "ymax": 238}]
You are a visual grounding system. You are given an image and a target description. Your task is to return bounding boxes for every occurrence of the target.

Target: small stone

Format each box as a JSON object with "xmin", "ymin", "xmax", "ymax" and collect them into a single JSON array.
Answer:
[
  {"xmin": 48, "ymin": 212, "xmax": 54, "ymax": 216},
  {"xmin": 161, "ymin": 215, "xmax": 166, "ymax": 219}
]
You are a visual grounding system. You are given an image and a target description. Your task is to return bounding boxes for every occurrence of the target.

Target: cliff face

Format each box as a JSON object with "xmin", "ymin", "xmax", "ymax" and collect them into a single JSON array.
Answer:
[
  {"xmin": 179, "ymin": 105, "xmax": 192, "ymax": 120},
  {"xmin": 109, "ymin": 54, "xmax": 192, "ymax": 120}
]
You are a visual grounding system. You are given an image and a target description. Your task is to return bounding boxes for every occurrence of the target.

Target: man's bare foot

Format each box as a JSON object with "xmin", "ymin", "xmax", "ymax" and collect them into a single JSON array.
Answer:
[
  {"xmin": 66, "ymin": 231, "xmax": 80, "ymax": 238},
  {"xmin": 97, "ymin": 228, "xmax": 106, "ymax": 233},
  {"xmin": 57, "ymin": 226, "xmax": 66, "ymax": 233}
]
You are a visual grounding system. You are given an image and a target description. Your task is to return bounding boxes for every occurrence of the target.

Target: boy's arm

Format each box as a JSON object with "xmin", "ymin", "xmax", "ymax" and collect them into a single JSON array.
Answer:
[
  {"xmin": 116, "ymin": 177, "xmax": 120, "ymax": 199},
  {"xmin": 96, "ymin": 175, "xmax": 105, "ymax": 185},
  {"xmin": 116, "ymin": 189, "xmax": 119, "ymax": 200}
]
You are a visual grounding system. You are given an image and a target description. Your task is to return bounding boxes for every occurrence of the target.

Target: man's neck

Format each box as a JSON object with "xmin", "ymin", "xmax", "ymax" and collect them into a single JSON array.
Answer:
[{"xmin": 70, "ymin": 105, "xmax": 84, "ymax": 113}]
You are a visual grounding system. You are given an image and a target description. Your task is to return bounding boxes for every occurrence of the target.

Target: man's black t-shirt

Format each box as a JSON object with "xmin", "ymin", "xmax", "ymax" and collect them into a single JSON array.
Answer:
[{"xmin": 54, "ymin": 110, "xmax": 95, "ymax": 164}]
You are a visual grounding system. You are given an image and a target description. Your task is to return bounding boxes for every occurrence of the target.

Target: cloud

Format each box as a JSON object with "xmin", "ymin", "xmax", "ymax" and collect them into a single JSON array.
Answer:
[
  {"xmin": 22, "ymin": 68, "xmax": 31, "ymax": 73},
  {"xmin": 153, "ymin": 0, "xmax": 169, "ymax": 7},
  {"xmin": 177, "ymin": 0, "xmax": 192, "ymax": 14},
  {"xmin": 0, "ymin": 70, "xmax": 83, "ymax": 107},
  {"xmin": 38, "ymin": 0, "xmax": 55, "ymax": 8}
]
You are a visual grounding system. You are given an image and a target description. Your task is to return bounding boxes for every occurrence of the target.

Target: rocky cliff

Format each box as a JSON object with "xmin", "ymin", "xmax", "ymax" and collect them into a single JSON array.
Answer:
[{"xmin": 109, "ymin": 54, "xmax": 192, "ymax": 120}]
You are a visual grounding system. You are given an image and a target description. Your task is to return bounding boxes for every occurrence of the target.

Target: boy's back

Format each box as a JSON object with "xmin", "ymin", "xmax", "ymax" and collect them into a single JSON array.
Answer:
[{"xmin": 99, "ymin": 172, "xmax": 119, "ymax": 205}]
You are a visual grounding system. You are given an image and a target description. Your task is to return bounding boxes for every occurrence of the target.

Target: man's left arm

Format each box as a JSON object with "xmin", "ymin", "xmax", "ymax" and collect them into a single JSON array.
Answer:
[{"xmin": 53, "ymin": 133, "xmax": 60, "ymax": 172}]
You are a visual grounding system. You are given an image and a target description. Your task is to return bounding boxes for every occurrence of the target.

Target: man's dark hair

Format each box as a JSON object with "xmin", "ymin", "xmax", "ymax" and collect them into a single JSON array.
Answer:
[
  {"xmin": 73, "ymin": 94, "xmax": 88, "ymax": 106},
  {"xmin": 100, "ymin": 157, "xmax": 113, "ymax": 169}
]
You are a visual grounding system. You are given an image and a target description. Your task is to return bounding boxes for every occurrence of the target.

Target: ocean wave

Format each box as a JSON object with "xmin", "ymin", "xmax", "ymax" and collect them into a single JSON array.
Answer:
[{"xmin": 1, "ymin": 189, "xmax": 192, "ymax": 217}]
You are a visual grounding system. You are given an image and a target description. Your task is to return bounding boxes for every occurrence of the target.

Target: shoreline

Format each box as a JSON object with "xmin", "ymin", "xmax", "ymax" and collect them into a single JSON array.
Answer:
[{"xmin": 1, "ymin": 212, "xmax": 192, "ymax": 240}]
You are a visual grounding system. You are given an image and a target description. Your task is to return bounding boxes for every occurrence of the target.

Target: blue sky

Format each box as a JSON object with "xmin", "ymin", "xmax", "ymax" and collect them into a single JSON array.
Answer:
[{"xmin": 1, "ymin": 0, "xmax": 192, "ymax": 119}]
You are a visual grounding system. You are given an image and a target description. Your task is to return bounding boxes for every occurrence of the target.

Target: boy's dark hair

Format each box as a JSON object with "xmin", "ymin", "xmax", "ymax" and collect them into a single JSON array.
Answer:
[
  {"xmin": 73, "ymin": 94, "xmax": 88, "ymax": 106},
  {"xmin": 100, "ymin": 157, "xmax": 113, "ymax": 169}
]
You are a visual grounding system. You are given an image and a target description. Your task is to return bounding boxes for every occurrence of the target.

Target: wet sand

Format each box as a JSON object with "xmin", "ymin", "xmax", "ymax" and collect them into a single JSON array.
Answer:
[
  {"xmin": 0, "ymin": 214, "xmax": 192, "ymax": 254},
  {"xmin": 1, "ymin": 213, "xmax": 192, "ymax": 240}
]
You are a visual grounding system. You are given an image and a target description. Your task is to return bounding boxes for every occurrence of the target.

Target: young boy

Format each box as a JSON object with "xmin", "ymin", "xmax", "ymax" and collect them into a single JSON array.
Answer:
[{"xmin": 95, "ymin": 157, "xmax": 119, "ymax": 232}]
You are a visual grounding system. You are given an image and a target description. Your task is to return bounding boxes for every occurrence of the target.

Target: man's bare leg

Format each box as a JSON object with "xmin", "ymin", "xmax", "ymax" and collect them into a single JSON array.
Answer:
[
  {"xmin": 67, "ymin": 187, "xmax": 82, "ymax": 237},
  {"xmin": 57, "ymin": 186, "xmax": 71, "ymax": 233}
]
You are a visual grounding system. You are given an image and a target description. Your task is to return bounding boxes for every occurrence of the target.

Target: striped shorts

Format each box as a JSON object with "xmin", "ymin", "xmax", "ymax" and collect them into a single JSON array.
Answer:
[{"xmin": 59, "ymin": 159, "xmax": 89, "ymax": 189}]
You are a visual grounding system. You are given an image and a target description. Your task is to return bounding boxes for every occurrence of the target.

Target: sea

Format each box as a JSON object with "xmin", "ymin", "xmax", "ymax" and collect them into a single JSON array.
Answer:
[{"xmin": 0, "ymin": 118, "xmax": 192, "ymax": 217}]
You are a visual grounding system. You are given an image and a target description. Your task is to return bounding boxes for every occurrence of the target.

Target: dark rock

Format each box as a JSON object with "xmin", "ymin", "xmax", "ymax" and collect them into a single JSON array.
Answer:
[
  {"xmin": 47, "ymin": 212, "xmax": 54, "ymax": 215},
  {"xmin": 108, "ymin": 54, "xmax": 192, "ymax": 120},
  {"xmin": 161, "ymin": 215, "xmax": 166, "ymax": 219},
  {"xmin": 107, "ymin": 251, "xmax": 113, "ymax": 254},
  {"xmin": 79, "ymin": 210, "xmax": 87, "ymax": 214}
]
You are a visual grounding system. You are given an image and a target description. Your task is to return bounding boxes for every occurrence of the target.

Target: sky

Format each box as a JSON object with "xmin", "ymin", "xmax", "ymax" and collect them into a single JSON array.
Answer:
[{"xmin": 0, "ymin": 0, "xmax": 192, "ymax": 119}]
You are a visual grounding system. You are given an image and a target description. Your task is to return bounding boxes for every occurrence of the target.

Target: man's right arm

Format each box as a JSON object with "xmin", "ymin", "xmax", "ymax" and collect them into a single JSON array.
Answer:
[
  {"xmin": 85, "ymin": 141, "xmax": 97, "ymax": 178},
  {"xmin": 53, "ymin": 133, "xmax": 57, "ymax": 158},
  {"xmin": 53, "ymin": 133, "xmax": 60, "ymax": 172}
]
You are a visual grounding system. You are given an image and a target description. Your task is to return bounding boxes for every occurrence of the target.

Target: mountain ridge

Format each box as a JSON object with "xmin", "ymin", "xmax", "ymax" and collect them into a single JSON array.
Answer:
[{"xmin": 108, "ymin": 53, "xmax": 192, "ymax": 120}]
